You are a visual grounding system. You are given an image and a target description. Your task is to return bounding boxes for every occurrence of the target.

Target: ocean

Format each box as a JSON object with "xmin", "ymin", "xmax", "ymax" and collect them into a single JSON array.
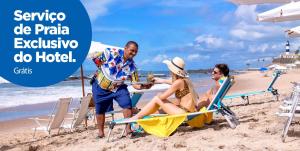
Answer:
[{"xmin": 0, "ymin": 70, "xmax": 211, "ymax": 121}]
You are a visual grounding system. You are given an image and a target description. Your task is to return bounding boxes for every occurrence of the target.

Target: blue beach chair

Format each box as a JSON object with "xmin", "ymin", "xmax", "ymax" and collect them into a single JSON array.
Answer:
[
  {"xmin": 224, "ymin": 71, "xmax": 281, "ymax": 105},
  {"xmin": 106, "ymin": 76, "xmax": 238, "ymax": 142},
  {"xmin": 106, "ymin": 92, "xmax": 144, "ymax": 120}
]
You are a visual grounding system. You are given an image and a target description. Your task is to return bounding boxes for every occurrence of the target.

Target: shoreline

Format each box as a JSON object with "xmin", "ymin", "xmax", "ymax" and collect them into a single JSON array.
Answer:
[{"xmin": 0, "ymin": 76, "xmax": 212, "ymax": 122}]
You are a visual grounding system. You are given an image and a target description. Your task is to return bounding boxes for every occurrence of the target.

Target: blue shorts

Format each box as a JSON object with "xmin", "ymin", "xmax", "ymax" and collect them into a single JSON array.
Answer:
[{"xmin": 92, "ymin": 81, "xmax": 132, "ymax": 114}]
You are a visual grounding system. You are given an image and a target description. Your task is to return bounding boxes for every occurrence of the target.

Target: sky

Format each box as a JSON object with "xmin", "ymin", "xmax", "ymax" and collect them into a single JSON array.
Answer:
[{"xmin": 80, "ymin": 0, "xmax": 300, "ymax": 71}]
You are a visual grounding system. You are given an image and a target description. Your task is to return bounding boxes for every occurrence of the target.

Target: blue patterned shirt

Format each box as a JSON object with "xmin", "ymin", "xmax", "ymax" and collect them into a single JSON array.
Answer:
[{"xmin": 92, "ymin": 47, "xmax": 139, "ymax": 83}]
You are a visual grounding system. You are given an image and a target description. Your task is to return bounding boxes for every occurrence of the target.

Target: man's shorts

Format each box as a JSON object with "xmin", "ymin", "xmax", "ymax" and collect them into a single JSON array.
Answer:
[{"xmin": 92, "ymin": 81, "xmax": 132, "ymax": 114}]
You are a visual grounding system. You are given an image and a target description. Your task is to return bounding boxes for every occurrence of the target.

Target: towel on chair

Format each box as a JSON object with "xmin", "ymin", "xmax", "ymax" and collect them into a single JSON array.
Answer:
[{"xmin": 137, "ymin": 114, "xmax": 186, "ymax": 137}]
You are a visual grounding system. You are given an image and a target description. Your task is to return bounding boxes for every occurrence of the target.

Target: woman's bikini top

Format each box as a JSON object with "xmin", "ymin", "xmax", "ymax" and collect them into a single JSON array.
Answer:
[{"xmin": 175, "ymin": 80, "xmax": 190, "ymax": 99}]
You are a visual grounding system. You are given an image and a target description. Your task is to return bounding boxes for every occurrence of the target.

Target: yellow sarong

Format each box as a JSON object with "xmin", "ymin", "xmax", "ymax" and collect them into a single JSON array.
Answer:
[
  {"xmin": 187, "ymin": 107, "xmax": 213, "ymax": 128},
  {"xmin": 136, "ymin": 107, "xmax": 214, "ymax": 137},
  {"xmin": 137, "ymin": 114, "xmax": 186, "ymax": 137}
]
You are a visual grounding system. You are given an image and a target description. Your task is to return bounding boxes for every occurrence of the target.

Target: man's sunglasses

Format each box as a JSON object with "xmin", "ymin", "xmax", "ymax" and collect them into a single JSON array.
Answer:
[{"xmin": 212, "ymin": 71, "xmax": 220, "ymax": 74}]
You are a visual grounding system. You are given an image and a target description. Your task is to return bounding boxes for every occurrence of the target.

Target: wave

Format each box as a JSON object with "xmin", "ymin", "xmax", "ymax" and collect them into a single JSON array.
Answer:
[
  {"xmin": 0, "ymin": 83, "xmax": 92, "ymax": 109},
  {"xmin": 0, "ymin": 73, "xmax": 210, "ymax": 109}
]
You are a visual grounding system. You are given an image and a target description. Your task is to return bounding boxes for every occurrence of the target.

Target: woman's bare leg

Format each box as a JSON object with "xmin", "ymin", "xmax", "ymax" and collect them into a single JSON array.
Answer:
[
  {"xmin": 131, "ymin": 96, "xmax": 160, "ymax": 119},
  {"xmin": 131, "ymin": 96, "xmax": 185, "ymax": 120},
  {"xmin": 156, "ymin": 97, "xmax": 186, "ymax": 115}
]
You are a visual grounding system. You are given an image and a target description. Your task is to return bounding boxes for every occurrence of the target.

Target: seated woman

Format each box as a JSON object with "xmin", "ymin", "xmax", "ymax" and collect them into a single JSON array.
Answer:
[
  {"xmin": 196, "ymin": 64, "xmax": 229, "ymax": 110},
  {"xmin": 130, "ymin": 57, "xmax": 198, "ymax": 120}
]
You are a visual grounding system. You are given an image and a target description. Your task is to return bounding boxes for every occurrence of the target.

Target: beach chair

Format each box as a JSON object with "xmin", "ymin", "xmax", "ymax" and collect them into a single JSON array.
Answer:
[
  {"xmin": 276, "ymin": 82, "xmax": 300, "ymax": 142},
  {"xmin": 29, "ymin": 98, "xmax": 72, "ymax": 138},
  {"xmin": 224, "ymin": 71, "xmax": 281, "ymax": 105},
  {"xmin": 61, "ymin": 94, "xmax": 92, "ymax": 131},
  {"xmin": 105, "ymin": 92, "xmax": 144, "ymax": 121},
  {"xmin": 106, "ymin": 76, "xmax": 238, "ymax": 142}
]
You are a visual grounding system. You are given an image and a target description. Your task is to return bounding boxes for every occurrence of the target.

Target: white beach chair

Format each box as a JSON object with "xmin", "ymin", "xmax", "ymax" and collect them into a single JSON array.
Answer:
[
  {"xmin": 29, "ymin": 98, "xmax": 72, "ymax": 138},
  {"xmin": 279, "ymin": 105, "xmax": 300, "ymax": 112},
  {"xmin": 276, "ymin": 82, "xmax": 300, "ymax": 142},
  {"xmin": 283, "ymin": 100, "xmax": 300, "ymax": 106},
  {"xmin": 62, "ymin": 94, "xmax": 92, "ymax": 131}
]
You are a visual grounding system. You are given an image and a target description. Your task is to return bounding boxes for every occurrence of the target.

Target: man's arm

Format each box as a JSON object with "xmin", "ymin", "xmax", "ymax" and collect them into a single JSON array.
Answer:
[
  {"xmin": 130, "ymin": 71, "xmax": 153, "ymax": 90},
  {"xmin": 132, "ymin": 83, "xmax": 153, "ymax": 90},
  {"xmin": 196, "ymin": 89, "xmax": 212, "ymax": 110},
  {"xmin": 90, "ymin": 49, "xmax": 108, "ymax": 67},
  {"xmin": 154, "ymin": 77, "xmax": 172, "ymax": 85}
]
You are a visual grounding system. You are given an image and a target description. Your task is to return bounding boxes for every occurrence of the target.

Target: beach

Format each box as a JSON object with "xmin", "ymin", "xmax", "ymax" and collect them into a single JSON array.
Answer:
[{"xmin": 1, "ymin": 69, "xmax": 300, "ymax": 151}]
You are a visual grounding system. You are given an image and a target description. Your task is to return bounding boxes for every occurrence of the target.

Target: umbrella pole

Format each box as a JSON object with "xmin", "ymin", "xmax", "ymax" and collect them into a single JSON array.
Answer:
[
  {"xmin": 80, "ymin": 65, "xmax": 85, "ymax": 97},
  {"xmin": 80, "ymin": 65, "xmax": 89, "ymax": 128}
]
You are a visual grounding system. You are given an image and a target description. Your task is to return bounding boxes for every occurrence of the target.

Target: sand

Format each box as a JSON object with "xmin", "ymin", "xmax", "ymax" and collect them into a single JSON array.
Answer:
[{"xmin": 0, "ymin": 69, "xmax": 300, "ymax": 151}]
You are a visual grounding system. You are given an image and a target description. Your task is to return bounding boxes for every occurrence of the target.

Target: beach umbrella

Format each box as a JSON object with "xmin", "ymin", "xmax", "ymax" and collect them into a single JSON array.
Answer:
[
  {"xmin": 257, "ymin": 1, "xmax": 300, "ymax": 22},
  {"xmin": 229, "ymin": 0, "xmax": 298, "ymax": 5},
  {"xmin": 87, "ymin": 42, "xmax": 123, "ymax": 59},
  {"xmin": 80, "ymin": 65, "xmax": 85, "ymax": 97},
  {"xmin": 275, "ymin": 65, "xmax": 287, "ymax": 70},
  {"xmin": 286, "ymin": 26, "xmax": 300, "ymax": 37},
  {"xmin": 259, "ymin": 67, "xmax": 268, "ymax": 71},
  {"xmin": 268, "ymin": 64, "xmax": 280, "ymax": 69}
]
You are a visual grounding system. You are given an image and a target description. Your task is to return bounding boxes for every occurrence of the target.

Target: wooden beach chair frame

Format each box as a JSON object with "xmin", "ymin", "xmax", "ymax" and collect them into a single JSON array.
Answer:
[{"xmin": 61, "ymin": 94, "xmax": 92, "ymax": 131}]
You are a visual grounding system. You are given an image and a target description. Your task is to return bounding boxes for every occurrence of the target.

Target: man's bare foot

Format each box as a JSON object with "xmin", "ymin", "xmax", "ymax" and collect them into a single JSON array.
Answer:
[
  {"xmin": 96, "ymin": 135, "xmax": 105, "ymax": 139},
  {"xmin": 96, "ymin": 133, "xmax": 105, "ymax": 139}
]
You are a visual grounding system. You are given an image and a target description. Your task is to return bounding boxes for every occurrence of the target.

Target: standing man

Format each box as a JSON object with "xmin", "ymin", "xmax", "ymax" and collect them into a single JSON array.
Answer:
[{"xmin": 90, "ymin": 41, "xmax": 152, "ymax": 138}]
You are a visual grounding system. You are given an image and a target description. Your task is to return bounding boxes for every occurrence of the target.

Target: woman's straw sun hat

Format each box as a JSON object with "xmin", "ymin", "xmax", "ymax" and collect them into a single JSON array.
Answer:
[{"xmin": 163, "ymin": 57, "xmax": 188, "ymax": 77}]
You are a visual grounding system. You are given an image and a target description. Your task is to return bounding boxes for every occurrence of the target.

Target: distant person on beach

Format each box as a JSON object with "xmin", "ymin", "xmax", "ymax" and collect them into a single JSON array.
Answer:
[
  {"xmin": 196, "ymin": 64, "xmax": 229, "ymax": 110},
  {"xmin": 90, "ymin": 41, "xmax": 152, "ymax": 138},
  {"xmin": 129, "ymin": 57, "xmax": 199, "ymax": 120}
]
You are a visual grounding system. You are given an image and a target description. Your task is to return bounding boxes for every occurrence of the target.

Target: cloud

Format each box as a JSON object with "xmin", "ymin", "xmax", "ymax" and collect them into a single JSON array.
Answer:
[
  {"xmin": 234, "ymin": 5, "xmax": 257, "ymax": 23},
  {"xmin": 140, "ymin": 59, "xmax": 150, "ymax": 65},
  {"xmin": 248, "ymin": 43, "xmax": 284, "ymax": 53},
  {"xmin": 140, "ymin": 54, "xmax": 169, "ymax": 64},
  {"xmin": 230, "ymin": 21, "xmax": 286, "ymax": 41},
  {"xmin": 187, "ymin": 54, "xmax": 210, "ymax": 61},
  {"xmin": 249, "ymin": 43, "xmax": 269, "ymax": 53},
  {"xmin": 153, "ymin": 54, "xmax": 169, "ymax": 63},
  {"xmin": 228, "ymin": 5, "xmax": 289, "ymax": 41},
  {"xmin": 194, "ymin": 35, "xmax": 224, "ymax": 49},
  {"xmin": 193, "ymin": 34, "xmax": 245, "ymax": 51},
  {"xmin": 81, "ymin": 0, "xmax": 114, "ymax": 21}
]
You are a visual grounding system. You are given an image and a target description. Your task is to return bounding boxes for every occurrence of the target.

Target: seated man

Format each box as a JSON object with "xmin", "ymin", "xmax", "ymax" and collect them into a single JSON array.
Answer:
[{"xmin": 196, "ymin": 64, "xmax": 229, "ymax": 110}]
